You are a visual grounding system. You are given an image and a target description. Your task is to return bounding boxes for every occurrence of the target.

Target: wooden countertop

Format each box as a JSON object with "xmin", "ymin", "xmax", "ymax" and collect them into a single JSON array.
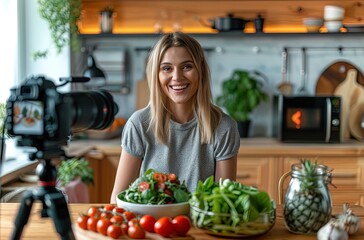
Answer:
[
  {"xmin": 66, "ymin": 137, "xmax": 364, "ymax": 157},
  {"xmin": 1, "ymin": 203, "xmax": 363, "ymax": 239}
]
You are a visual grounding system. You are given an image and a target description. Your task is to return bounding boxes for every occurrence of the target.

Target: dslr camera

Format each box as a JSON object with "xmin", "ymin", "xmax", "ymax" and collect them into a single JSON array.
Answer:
[{"xmin": 5, "ymin": 75, "xmax": 118, "ymax": 159}]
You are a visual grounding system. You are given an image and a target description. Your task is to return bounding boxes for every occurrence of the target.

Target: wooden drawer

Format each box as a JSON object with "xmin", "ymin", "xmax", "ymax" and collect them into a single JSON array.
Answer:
[
  {"xmin": 282, "ymin": 157, "xmax": 364, "ymax": 187},
  {"xmin": 236, "ymin": 157, "xmax": 278, "ymax": 200},
  {"xmin": 329, "ymin": 186, "xmax": 364, "ymax": 206}
]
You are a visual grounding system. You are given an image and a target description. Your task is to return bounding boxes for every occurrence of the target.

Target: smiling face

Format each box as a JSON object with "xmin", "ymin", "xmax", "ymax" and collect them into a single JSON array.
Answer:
[{"xmin": 159, "ymin": 46, "xmax": 199, "ymax": 109}]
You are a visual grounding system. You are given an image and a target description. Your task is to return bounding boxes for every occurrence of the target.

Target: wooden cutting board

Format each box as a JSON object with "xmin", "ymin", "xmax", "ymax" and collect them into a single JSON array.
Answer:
[
  {"xmin": 315, "ymin": 61, "xmax": 364, "ymax": 95},
  {"xmin": 334, "ymin": 69, "xmax": 364, "ymax": 141},
  {"xmin": 74, "ymin": 224, "xmax": 194, "ymax": 240}
]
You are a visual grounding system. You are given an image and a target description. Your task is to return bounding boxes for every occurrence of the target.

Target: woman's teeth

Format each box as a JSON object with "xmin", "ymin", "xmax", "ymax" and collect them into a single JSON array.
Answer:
[{"xmin": 171, "ymin": 85, "xmax": 187, "ymax": 90}]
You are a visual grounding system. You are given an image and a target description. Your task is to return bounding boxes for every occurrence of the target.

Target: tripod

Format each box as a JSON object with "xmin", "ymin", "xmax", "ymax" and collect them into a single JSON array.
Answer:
[{"xmin": 11, "ymin": 154, "xmax": 75, "ymax": 240}]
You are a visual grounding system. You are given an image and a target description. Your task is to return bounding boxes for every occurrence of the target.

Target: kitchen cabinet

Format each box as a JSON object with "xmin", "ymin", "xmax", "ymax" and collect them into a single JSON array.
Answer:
[
  {"xmin": 79, "ymin": 138, "xmax": 364, "ymax": 205},
  {"xmin": 237, "ymin": 138, "xmax": 364, "ymax": 206},
  {"xmin": 84, "ymin": 148, "xmax": 121, "ymax": 203},
  {"xmin": 79, "ymin": 0, "xmax": 364, "ymax": 34}
]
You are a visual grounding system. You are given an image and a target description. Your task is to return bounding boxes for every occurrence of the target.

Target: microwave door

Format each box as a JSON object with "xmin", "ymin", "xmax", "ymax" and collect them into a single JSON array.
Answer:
[{"xmin": 325, "ymin": 98, "xmax": 332, "ymax": 142}]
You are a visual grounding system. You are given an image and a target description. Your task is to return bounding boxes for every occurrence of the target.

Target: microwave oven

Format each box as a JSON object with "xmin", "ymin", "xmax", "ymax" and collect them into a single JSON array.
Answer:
[{"xmin": 273, "ymin": 95, "xmax": 341, "ymax": 143}]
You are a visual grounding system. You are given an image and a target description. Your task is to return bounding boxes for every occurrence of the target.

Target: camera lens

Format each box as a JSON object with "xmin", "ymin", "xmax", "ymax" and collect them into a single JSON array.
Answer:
[{"xmin": 67, "ymin": 89, "xmax": 118, "ymax": 131}]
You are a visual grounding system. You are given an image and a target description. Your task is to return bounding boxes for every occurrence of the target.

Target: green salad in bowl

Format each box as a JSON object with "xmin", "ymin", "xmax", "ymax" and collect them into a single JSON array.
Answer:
[
  {"xmin": 116, "ymin": 169, "xmax": 191, "ymax": 218},
  {"xmin": 189, "ymin": 176, "xmax": 276, "ymax": 238}
]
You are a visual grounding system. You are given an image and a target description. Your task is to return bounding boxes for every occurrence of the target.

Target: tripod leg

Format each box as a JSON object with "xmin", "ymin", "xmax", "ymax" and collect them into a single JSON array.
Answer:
[
  {"xmin": 45, "ymin": 192, "xmax": 75, "ymax": 240},
  {"xmin": 11, "ymin": 190, "xmax": 34, "ymax": 240}
]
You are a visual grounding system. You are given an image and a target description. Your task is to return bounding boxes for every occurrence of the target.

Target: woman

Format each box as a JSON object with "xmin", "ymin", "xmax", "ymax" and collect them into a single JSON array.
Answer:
[{"xmin": 110, "ymin": 32, "xmax": 240, "ymax": 203}]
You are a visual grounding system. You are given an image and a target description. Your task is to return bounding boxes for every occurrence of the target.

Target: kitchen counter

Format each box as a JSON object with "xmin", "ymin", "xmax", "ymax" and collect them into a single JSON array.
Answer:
[{"xmin": 0, "ymin": 203, "xmax": 363, "ymax": 239}]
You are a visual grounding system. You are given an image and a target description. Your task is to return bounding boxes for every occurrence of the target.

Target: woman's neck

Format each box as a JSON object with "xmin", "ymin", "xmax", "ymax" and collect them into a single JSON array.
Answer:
[{"xmin": 168, "ymin": 103, "xmax": 194, "ymax": 124}]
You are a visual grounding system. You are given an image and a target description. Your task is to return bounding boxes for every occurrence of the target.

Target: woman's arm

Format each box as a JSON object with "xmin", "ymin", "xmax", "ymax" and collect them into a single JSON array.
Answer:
[
  {"xmin": 215, "ymin": 155, "xmax": 237, "ymax": 182},
  {"xmin": 110, "ymin": 149, "xmax": 142, "ymax": 203}
]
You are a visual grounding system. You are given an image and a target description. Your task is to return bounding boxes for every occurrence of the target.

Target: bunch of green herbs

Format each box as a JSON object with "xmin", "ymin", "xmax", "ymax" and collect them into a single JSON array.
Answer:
[
  {"xmin": 189, "ymin": 176, "xmax": 273, "ymax": 232},
  {"xmin": 57, "ymin": 158, "xmax": 94, "ymax": 186}
]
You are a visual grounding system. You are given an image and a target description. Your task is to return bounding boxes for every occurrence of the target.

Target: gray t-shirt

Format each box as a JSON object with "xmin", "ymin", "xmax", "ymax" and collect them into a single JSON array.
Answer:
[{"xmin": 121, "ymin": 106, "xmax": 240, "ymax": 192}]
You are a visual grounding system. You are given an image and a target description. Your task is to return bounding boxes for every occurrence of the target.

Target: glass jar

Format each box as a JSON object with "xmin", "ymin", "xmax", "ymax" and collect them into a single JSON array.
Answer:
[{"xmin": 283, "ymin": 162, "xmax": 332, "ymax": 234}]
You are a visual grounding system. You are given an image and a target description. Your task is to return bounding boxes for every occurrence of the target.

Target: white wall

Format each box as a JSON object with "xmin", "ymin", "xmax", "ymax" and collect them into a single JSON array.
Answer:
[{"xmin": 22, "ymin": 0, "xmax": 70, "ymax": 91}]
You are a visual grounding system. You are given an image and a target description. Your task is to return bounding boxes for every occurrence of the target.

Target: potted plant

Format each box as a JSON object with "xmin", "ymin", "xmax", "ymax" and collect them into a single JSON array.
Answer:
[
  {"xmin": 216, "ymin": 69, "xmax": 268, "ymax": 137},
  {"xmin": 57, "ymin": 158, "xmax": 94, "ymax": 203},
  {"xmin": 33, "ymin": 0, "xmax": 82, "ymax": 60}
]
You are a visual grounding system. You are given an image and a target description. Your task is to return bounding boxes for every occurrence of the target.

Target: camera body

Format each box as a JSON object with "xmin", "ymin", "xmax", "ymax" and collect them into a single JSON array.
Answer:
[{"xmin": 6, "ymin": 75, "xmax": 117, "ymax": 159}]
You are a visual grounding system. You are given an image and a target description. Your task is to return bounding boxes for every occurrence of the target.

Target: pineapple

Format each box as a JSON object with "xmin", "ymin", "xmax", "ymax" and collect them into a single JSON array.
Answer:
[{"xmin": 284, "ymin": 159, "xmax": 332, "ymax": 234}]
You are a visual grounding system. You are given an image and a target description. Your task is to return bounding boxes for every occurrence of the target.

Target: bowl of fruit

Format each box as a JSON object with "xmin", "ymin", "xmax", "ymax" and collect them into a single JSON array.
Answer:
[
  {"xmin": 116, "ymin": 169, "xmax": 191, "ymax": 219},
  {"xmin": 189, "ymin": 176, "xmax": 276, "ymax": 238}
]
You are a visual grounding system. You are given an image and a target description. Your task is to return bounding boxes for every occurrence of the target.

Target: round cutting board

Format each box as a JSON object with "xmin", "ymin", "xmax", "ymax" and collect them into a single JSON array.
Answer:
[{"xmin": 315, "ymin": 61, "xmax": 364, "ymax": 95}]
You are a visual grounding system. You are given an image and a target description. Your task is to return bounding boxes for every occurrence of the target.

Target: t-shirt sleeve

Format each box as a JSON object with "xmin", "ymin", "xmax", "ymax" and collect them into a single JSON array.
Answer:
[
  {"xmin": 214, "ymin": 115, "xmax": 240, "ymax": 161},
  {"xmin": 121, "ymin": 116, "xmax": 145, "ymax": 159}
]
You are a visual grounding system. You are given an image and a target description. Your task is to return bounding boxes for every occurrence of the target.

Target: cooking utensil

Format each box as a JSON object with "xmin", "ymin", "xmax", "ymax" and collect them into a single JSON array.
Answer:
[
  {"xmin": 277, "ymin": 48, "xmax": 293, "ymax": 95},
  {"xmin": 199, "ymin": 13, "xmax": 250, "ymax": 32},
  {"xmin": 315, "ymin": 61, "xmax": 364, "ymax": 95},
  {"xmin": 349, "ymin": 102, "xmax": 364, "ymax": 141},
  {"xmin": 297, "ymin": 47, "xmax": 309, "ymax": 95}
]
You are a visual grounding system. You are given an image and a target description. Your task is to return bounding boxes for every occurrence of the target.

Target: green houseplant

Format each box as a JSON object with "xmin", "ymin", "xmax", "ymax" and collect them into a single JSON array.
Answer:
[
  {"xmin": 0, "ymin": 103, "xmax": 7, "ymax": 160},
  {"xmin": 216, "ymin": 69, "xmax": 268, "ymax": 137},
  {"xmin": 33, "ymin": 0, "xmax": 82, "ymax": 60}
]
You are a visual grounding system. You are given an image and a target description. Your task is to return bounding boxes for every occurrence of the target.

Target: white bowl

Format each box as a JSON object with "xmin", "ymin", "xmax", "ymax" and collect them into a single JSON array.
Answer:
[
  {"xmin": 116, "ymin": 198, "xmax": 190, "ymax": 219},
  {"xmin": 324, "ymin": 5, "xmax": 345, "ymax": 21},
  {"xmin": 325, "ymin": 20, "xmax": 343, "ymax": 32},
  {"xmin": 303, "ymin": 18, "xmax": 323, "ymax": 32}
]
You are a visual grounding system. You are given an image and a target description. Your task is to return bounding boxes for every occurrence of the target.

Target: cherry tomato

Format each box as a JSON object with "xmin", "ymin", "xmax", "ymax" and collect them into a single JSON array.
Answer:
[
  {"xmin": 97, "ymin": 218, "xmax": 112, "ymax": 236},
  {"xmin": 172, "ymin": 215, "xmax": 191, "ymax": 236},
  {"xmin": 154, "ymin": 217, "xmax": 174, "ymax": 237},
  {"xmin": 128, "ymin": 224, "xmax": 146, "ymax": 239},
  {"xmin": 76, "ymin": 214, "xmax": 89, "ymax": 230},
  {"xmin": 107, "ymin": 224, "xmax": 123, "ymax": 239},
  {"xmin": 156, "ymin": 182, "xmax": 166, "ymax": 190},
  {"xmin": 110, "ymin": 215, "xmax": 124, "ymax": 225},
  {"xmin": 153, "ymin": 172, "xmax": 167, "ymax": 183},
  {"xmin": 121, "ymin": 222, "xmax": 129, "ymax": 235},
  {"xmin": 100, "ymin": 211, "xmax": 113, "ymax": 219},
  {"xmin": 87, "ymin": 206, "xmax": 100, "ymax": 218},
  {"xmin": 138, "ymin": 181, "xmax": 150, "ymax": 192},
  {"xmin": 112, "ymin": 207, "xmax": 125, "ymax": 215},
  {"xmin": 139, "ymin": 215, "xmax": 156, "ymax": 233},
  {"xmin": 124, "ymin": 211, "xmax": 136, "ymax": 221},
  {"xmin": 164, "ymin": 189, "xmax": 173, "ymax": 196},
  {"xmin": 128, "ymin": 218, "xmax": 139, "ymax": 227},
  {"xmin": 168, "ymin": 173, "xmax": 177, "ymax": 182},
  {"xmin": 87, "ymin": 217, "xmax": 99, "ymax": 232},
  {"xmin": 103, "ymin": 204, "xmax": 115, "ymax": 212}
]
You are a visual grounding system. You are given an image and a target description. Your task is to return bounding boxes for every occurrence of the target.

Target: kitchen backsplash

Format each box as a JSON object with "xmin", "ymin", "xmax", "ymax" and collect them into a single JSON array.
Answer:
[{"xmin": 71, "ymin": 34, "xmax": 364, "ymax": 137}]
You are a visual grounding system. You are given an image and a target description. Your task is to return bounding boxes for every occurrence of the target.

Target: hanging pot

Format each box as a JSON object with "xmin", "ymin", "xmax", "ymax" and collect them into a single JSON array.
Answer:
[{"xmin": 200, "ymin": 13, "xmax": 250, "ymax": 32}]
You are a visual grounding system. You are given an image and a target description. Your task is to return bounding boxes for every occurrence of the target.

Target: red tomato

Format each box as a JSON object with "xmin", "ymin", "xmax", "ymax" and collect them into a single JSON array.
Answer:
[
  {"xmin": 107, "ymin": 224, "xmax": 123, "ymax": 239},
  {"xmin": 164, "ymin": 189, "xmax": 173, "ymax": 196},
  {"xmin": 138, "ymin": 181, "xmax": 150, "ymax": 192},
  {"xmin": 124, "ymin": 211, "xmax": 136, "ymax": 221},
  {"xmin": 97, "ymin": 218, "xmax": 112, "ymax": 236},
  {"xmin": 100, "ymin": 211, "xmax": 113, "ymax": 219},
  {"xmin": 168, "ymin": 173, "xmax": 177, "ymax": 182},
  {"xmin": 103, "ymin": 204, "xmax": 115, "ymax": 212},
  {"xmin": 153, "ymin": 172, "xmax": 167, "ymax": 183},
  {"xmin": 156, "ymin": 182, "xmax": 166, "ymax": 190},
  {"xmin": 76, "ymin": 214, "xmax": 89, "ymax": 230},
  {"xmin": 121, "ymin": 222, "xmax": 129, "ymax": 235},
  {"xmin": 139, "ymin": 215, "xmax": 156, "ymax": 233},
  {"xmin": 154, "ymin": 217, "xmax": 174, "ymax": 237},
  {"xmin": 110, "ymin": 215, "xmax": 124, "ymax": 225},
  {"xmin": 128, "ymin": 225, "xmax": 146, "ymax": 239},
  {"xmin": 112, "ymin": 207, "xmax": 125, "ymax": 215},
  {"xmin": 87, "ymin": 217, "xmax": 99, "ymax": 232},
  {"xmin": 87, "ymin": 206, "xmax": 100, "ymax": 218},
  {"xmin": 172, "ymin": 215, "xmax": 191, "ymax": 236},
  {"xmin": 128, "ymin": 218, "xmax": 139, "ymax": 227}
]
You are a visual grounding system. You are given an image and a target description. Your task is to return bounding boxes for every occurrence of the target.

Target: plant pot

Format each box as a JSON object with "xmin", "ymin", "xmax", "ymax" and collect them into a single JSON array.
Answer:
[{"xmin": 237, "ymin": 120, "xmax": 251, "ymax": 138}]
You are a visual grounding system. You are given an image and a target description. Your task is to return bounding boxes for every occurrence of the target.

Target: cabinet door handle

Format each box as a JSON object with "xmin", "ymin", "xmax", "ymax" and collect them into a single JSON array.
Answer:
[
  {"xmin": 237, "ymin": 173, "xmax": 251, "ymax": 179},
  {"xmin": 332, "ymin": 173, "xmax": 357, "ymax": 178}
]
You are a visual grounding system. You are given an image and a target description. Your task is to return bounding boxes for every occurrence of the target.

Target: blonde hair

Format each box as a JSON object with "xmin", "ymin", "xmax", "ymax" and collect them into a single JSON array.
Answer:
[{"xmin": 146, "ymin": 32, "xmax": 222, "ymax": 145}]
